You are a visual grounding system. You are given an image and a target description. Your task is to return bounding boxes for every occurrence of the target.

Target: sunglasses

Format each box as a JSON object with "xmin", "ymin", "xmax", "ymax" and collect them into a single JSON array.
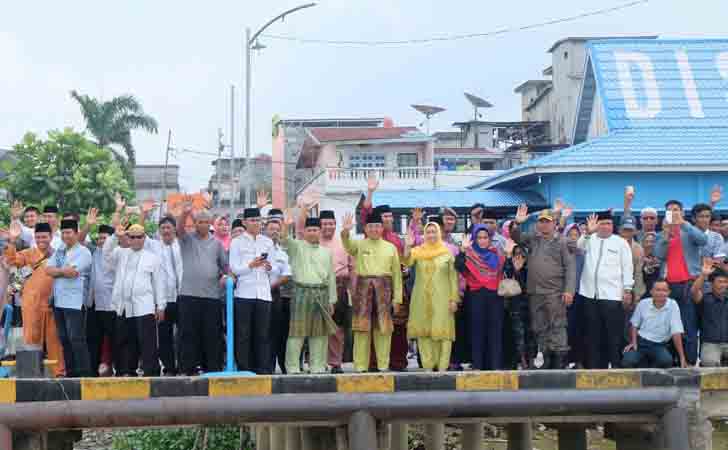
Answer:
[{"xmin": 128, "ymin": 235, "xmax": 145, "ymax": 240}]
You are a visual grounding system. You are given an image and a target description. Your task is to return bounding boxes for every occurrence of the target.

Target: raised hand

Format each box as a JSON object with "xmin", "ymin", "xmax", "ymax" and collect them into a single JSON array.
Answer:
[
  {"xmin": 411, "ymin": 207, "xmax": 423, "ymax": 226},
  {"xmin": 256, "ymin": 190, "xmax": 269, "ymax": 209},
  {"xmin": 625, "ymin": 185, "xmax": 635, "ymax": 203},
  {"xmin": 8, "ymin": 221, "xmax": 22, "ymax": 242},
  {"xmin": 283, "ymin": 209, "xmax": 295, "ymax": 227},
  {"xmin": 512, "ymin": 253, "xmax": 526, "ymax": 272},
  {"xmin": 116, "ymin": 216, "xmax": 130, "ymax": 235},
  {"xmin": 114, "ymin": 193, "xmax": 126, "ymax": 213},
  {"xmin": 702, "ymin": 259, "xmax": 715, "ymax": 277},
  {"xmin": 586, "ymin": 213, "xmax": 599, "ymax": 234},
  {"xmin": 367, "ymin": 172, "xmax": 379, "ymax": 193},
  {"xmin": 461, "ymin": 234, "xmax": 472, "ymax": 251},
  {"xmin": 562, "ymin": 205, "xmax": 574, "ymax": 219},
  {"xmin": 141, "ymin": 199, "xmax": 158, "ymax": 216},
  {"xmin": 515, "ymin": 204, "xmax": 529, "ymax": 224},
  {"xmin": 672, "ymin": 209, "xmax": 685, "ymax": 226},
  {"xmin": 405, "ymin": 231, "xmax": 415, "ymax": 248},
  {"xmin": 10, "ymin": 201, "xmax": 23, "ymax": 220},
  {"xmin": 86, "ymin": 207, "xmax": 99, "ymax": 227},
  {"xmin": 182, "ymin": 200, "xmax": 194, "ymax": 216},
  {"xmin": 553, "ymin": 199, "xmax": 564, "ymax": 214},
  {"xmin": 342, "ymin": 213, "xmax": 354, "ymax": 232},
  {"xmin": 711, "ymin": 185, "xmax": 722, "ymax": 206},
  {"xmin": 504, "ymin": 238, "xmax": 517, "ymax": 256}
]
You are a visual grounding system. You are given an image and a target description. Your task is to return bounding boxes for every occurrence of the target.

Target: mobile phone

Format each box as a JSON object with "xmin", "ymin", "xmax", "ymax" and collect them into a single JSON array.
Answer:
[
  {"xmin": 626, "ymin": 186, "xmax": 635, "ymax": 196},
  {"xmin": 664, "ymin": 211, "xmax": 673, "ymax": 224},
  {"xmin": 260, "ymin": 253, "xmax": 269, "ymax": 260}
]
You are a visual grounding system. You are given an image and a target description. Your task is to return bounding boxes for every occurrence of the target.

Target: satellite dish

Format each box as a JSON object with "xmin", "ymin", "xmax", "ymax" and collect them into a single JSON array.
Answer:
[
  {"xmin": 411, "ymin": 104, "xmax": 446, "ymax": 135},
  {"xmin": 464, "ymin": 92, "xmax": 493, "ymax": 121}
]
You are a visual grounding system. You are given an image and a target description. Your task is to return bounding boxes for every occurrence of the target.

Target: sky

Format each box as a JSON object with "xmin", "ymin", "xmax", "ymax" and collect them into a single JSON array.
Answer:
[{"xmin": 1, "ymin": 0, "xmax": 727, "ymax": 192}]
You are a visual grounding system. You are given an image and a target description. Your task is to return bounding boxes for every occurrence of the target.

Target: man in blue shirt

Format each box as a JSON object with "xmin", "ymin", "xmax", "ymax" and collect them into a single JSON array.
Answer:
[
  {"xmin": 46, "ymin": 219, "xmax": 93, "ymax": 377},
  {"xmin": 622, "ymin": 279, "xmax": 687, "ymax": 369}
]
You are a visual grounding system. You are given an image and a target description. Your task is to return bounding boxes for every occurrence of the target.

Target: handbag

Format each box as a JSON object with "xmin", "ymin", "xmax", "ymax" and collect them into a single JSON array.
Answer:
[{"xmin": 497, "ymin": 278, "xmax": 522, "ymax": 298}]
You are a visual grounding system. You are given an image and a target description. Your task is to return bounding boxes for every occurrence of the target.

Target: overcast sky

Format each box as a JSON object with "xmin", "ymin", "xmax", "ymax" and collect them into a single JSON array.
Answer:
[{"xmin": 2, "ymin": 0, "xmax": 727, "ymax": 191}]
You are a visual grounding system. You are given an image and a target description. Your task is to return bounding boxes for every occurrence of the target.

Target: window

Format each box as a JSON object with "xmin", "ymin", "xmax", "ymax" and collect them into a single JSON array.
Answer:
[
  {"xmin": 564, "ymin": 51, "xmax": 569, "ymax": 60},
  {"xmin": 397, "ymin": 153, "xmax": 418, "ymax": 167},
  {"xmin": 350, "ymin": 153, "xmax": 385, "ymax": 168}
]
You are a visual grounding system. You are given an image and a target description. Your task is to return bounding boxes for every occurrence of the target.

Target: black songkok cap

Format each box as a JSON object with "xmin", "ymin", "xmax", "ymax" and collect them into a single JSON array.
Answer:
[
  {"xmin": 34, "ymin": 223, "xmax": 52, "ymax": 233},
  {"xmin": 60, "ymin": 219, "xmax": 78, "ymax": 231},
  {"xmin": 43, "ymin": 205, "xmax": 59, "ymax": 214},
  {"xmin": 305, "ymin": 217, "xmax": 321, "ymax": 228},
  {"xmin": 232, "ymin": 219, "xmax": 244, "ymax": 229},
  {"xmin": 596, "ymin": 210, "xmax": 613, "ymax": 221},
  {"xmin": 98, "ymin": 224, "xmax": 115, "ymax": 235},
  {"xmin": 375, "ymin": 205, "xmax": 391, "ymax": 214},
  {"xmin": 243, "ymin": 208, "xmax": 261, "ymax": 219},
  {"xmin": 366, "ymin": 212, "xmax": 383, "ymax": 225},
  {"xmin": 319, "ymin": 210, "xmax": 336, "ymax": 220}
]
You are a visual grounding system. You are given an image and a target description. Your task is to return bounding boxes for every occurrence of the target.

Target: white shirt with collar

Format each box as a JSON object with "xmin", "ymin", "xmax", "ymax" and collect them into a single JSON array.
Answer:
[
  {"xmin": 230, "ymin": 232, "xmax": 275, "ymax": 301},
  {"xmin": 269, "ymin": 242, "xmax": 292, "ymax": 288},
  {"xmin": 103, "ymin": 235, "xmax": 166, "ymax": 317},
  {"xmin": 145, "ymin": 238, "xmax": 183, "ymax": 304},
  {"xmin": 578, "ymin": 233, "xmax": 634, "ymax": 301}
]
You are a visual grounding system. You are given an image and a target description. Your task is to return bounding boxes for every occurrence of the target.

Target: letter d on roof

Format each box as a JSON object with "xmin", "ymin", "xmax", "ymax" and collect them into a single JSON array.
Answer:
[{"xmin": 615, "ymin": 52, "xmax": 661, "ymax": 119}]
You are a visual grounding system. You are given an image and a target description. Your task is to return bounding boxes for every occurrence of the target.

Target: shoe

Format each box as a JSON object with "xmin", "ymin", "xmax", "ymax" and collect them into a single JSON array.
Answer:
[
  {"xmin": 540, "ymin": 352, "xmax": 552, "ymax": 370},
  {"xmin": 552, "ymin": 352, "xmax": 569, "ymax": 370},
  {"xmin": 98, "ymin": 363, "xmax": 112, "ymax": 377},
  {"xmin": 331, "ymin": 367, "xmax": 344, "ymax": 374}
]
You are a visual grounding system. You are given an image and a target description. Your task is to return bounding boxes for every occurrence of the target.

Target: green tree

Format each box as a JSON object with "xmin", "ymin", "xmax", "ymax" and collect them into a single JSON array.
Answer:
[
  {"xmin": 70, "ymin": 90, "xmax": 158, "ymax": 167},
  {"xmin": 0, "ymin": 129, "xmax": 133, "ymax": 215}
]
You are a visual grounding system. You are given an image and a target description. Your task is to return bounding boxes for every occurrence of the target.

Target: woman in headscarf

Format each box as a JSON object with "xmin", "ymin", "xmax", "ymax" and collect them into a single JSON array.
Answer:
[
  {"xmin": 502, "ymin": 240, "xmax": 531, "ymax": 369},
  {"xmin": 403, "ymin": 222, "xmax": 459, "ymax": 371},
  {"xmin": 563, "ymin": 223, "xmax": 586, "ymax": 368},
  {"xmin": 213, "ymin": 216, "xmax": 232, "ymax": 252},
  {"xmin": 455, "ymin": 224, "xmax": 505, "ymax": 370}
]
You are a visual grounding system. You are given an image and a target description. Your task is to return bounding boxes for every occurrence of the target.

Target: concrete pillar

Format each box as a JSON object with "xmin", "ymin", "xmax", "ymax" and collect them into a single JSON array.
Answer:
[
  {"xmin": 377, "ymin": 423, "xmax": 391, "ymax": 450},
  {"xmin": 557, "ymin": 425, "xmax": 587, "ymax": 450},
  {"xmin": 390, "ymin": 423, "xmax": 408, "ymax": 450},
  {"xmin": 270, "ymin": 425, "xmax": 286, "ymax": 450},
  {"xmin": 661, "ymin": 407, "xmax": 690, "ymax": 450},
  {"xmin": 12, "ymin": 431, "xmax": 47, "ymax": 450},
  {"xmin": 0, "ymin": 425, "xmax": 11, "ymax": 450},
  {"xmin": 507, "ymin": 423, "xmax": 533, "ymax": 450},
  {"xmin": 256, "ymin": 426, "xmax": 271, "ymax": 450},
  {"xmin": 300, "ymin": 428, "xmax": 314, "ymax": 450},
  {"xmin": 335, "ymin": 427, "xmax": 348, "ymax": 450},
  {"xmin": 348, "ymin": 411, "xmax": 377, "ymax": 450},
  {"xmin": 424, "ymin": 423, "xmax": 445, "ymax": 450},
  {"xmin": 461, "ymin": 423, "xmax": 482, "ymax": 450},
  {"xmin": 285, "ymin": 426, "xmax": 301, "ymax": 450},
  {"xmin": 16, "ymin": 347, "xmax": 43, "ymax": 378}
]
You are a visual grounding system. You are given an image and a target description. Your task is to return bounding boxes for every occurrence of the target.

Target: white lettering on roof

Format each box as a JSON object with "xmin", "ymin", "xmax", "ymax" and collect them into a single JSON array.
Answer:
[
  {"xmin": 676, "ymin": 50, "xmax": 705, "ymax": 118},
  {"xmin": 615, "ymin": 51, "xmax": 661, "ymax": 119}
]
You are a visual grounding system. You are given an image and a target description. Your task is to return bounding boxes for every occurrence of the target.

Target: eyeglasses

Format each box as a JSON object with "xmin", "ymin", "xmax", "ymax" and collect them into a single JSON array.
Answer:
[
  {"xmin": 641, "ymin": 216, "xmax": 657, "ymax": 220},
  {"xmin": 128, "ymin": 235, "xmax": 145, "ymax": 240}
]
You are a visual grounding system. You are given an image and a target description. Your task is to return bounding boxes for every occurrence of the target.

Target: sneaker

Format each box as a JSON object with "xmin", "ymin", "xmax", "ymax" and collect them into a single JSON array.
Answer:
[
  {"xmin": 331, "ymin": 366, "xmax": 344, "ymax": 374},
  {"xmin": 98, "ymin": 363, "xmax": 112, "ymax": 377}
]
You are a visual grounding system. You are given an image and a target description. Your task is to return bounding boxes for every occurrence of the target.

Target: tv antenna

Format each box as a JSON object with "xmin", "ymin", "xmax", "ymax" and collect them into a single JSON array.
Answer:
[
  {"xmin": 411, "ymin": 104, "xmax": 446, "ymax": 135},
  {"xmin": 464, "ymin": 92, "xmax": 493, "ymax": 121}
]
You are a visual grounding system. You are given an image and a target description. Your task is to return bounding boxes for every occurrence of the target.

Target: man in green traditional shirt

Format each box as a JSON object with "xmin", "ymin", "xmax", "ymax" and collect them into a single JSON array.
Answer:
[
  {"xmin": 281, "ymin": 214, "xmax": 338, "ymax": 374},
  {"xmin": 341, "ymin": 211, "xmax": 403, "ymax": 372}
]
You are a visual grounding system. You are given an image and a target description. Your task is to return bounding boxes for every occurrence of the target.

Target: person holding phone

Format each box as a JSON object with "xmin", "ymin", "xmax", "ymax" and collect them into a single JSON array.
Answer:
[
  {"xmin": 229, "ymin": 208, "xmax": 275, "ymax": 374},
  {"xmin": 654, "ymin": 200, "xmax": 708, "ymax": 366}
]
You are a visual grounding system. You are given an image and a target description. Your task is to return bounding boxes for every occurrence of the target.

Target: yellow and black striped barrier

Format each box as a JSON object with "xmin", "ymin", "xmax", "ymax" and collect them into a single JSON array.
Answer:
[{"xmin": 0, "ymin": 369, "xmax": 725, "ymax": 404}]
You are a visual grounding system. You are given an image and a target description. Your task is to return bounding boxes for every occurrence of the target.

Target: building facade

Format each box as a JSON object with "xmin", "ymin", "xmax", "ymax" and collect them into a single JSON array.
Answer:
[{"xmin": 133, "ymin": 164, "xmax": 180, "ymax": 204}]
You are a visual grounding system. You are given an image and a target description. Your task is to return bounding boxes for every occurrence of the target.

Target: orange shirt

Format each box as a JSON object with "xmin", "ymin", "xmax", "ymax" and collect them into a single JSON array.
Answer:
[{"xmin": 3, "ymin": 246, "xmax": 54, "ymax": 311}]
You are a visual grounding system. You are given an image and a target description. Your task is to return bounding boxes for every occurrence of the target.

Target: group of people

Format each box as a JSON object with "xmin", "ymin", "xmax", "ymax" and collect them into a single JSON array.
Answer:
[{"xmin": 0, "ymin": 180, "xmax": 727, "ymax": 378}]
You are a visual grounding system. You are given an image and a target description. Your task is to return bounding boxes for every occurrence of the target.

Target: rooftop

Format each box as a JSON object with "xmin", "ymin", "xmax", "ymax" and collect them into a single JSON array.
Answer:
[
  {"xmin": 371, "ymin": 189, "xmax": 547, "ymax": 210},
  {"xmin": 546, "ymin": 35, "xmax": 658, "ymax": 53},
  {"xmin": 514, "ymin": 80, "xmax": 552, "ymax": 94},
  {"xmin": 308, "ymin": 126, "xmax": 425, "ymax": 143}
]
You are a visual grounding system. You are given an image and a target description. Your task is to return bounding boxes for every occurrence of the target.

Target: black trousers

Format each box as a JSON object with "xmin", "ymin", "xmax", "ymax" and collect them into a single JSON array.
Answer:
[
  {"xmin": 469, "ymin": 289, "xmax": 504, "ymax": 370},
  {"xmin": 584, "ymin": 299, "xmax": 625, "ymax": 369},
  {"xmin": 54, "ymin": 307, "xmax": 92, "ymax": 377},
  {"xmin": 86, "ymin": 309, "xmax": 116, "ymax": 376},
  {"xmin": 451, "ymin": 292, "xmax": 472, "ymax": 366},
  {"xmin": 178, "ymin": 296, "xmax": 224, "ymax": 375},
  {"xmin": 269, "ymin": 291, "xmax": 290, "ymax": 374},
  {"xmin": 115, "ymin": 313, "xmax": 160, "ymax": 376},
  {"xmin": 234, "ymin": 298, "xmax": 272, "ymax": 374},
  {"xmin": 158, "ymin": 302, "xmax": 178, "ymax": 375}
]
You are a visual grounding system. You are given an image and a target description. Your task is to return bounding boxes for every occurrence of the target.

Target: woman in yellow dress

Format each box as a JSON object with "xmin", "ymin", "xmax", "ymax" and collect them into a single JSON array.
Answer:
[{"xmin": 403, "ymin": 222, "xmax": 459, "ymax": 371}]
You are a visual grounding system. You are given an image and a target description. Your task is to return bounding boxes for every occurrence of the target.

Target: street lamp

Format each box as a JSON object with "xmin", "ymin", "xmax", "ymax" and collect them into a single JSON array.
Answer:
[{"xmin": 241, "ymin": 3, "xmax": 316, "ymax": 210}]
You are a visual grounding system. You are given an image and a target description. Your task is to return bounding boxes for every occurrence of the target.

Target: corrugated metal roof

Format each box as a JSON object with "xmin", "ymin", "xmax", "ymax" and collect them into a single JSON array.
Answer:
[
  {"xmin": 309, "ymin": 127, "xmax": 424, "ymax": 142},
  {"xmin": 471, "ymin": 39, "xmax": 728, "ymax": 190},
  {"xmin": 371, "ymin": 189, "xmax": 547, "ymax": 209}
]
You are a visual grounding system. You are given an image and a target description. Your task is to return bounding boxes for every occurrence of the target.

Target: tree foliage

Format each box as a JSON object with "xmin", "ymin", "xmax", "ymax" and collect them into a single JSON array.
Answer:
[
  {"xmin": 70, "ymin": 90, "xmax": 159, "ymax": 168},
  {"xmin": 0, "ymin": 129, "xmax": 134, "ymax": 215}
]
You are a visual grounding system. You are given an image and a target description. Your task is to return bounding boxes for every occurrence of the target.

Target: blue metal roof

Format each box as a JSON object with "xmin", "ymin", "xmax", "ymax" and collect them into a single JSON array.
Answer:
[
  {"xmin": 472, "ymin": 39, "xmax": 728, "ymax": 190},
  {"xmin": 371, "ymin": 190, "xmax": 547, "ymax": 209}
]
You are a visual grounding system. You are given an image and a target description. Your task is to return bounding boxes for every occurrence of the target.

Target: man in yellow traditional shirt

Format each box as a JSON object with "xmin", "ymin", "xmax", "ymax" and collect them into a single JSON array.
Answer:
[{"xmin": 341, "ymin": 210, "xmax": 402, "ymax": 372}]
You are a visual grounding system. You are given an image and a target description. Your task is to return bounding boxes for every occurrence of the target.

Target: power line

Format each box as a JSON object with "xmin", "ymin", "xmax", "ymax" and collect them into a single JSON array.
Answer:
[{"xmin": 261, "ymin": 0, "xmax": 649, "ymax": 46}]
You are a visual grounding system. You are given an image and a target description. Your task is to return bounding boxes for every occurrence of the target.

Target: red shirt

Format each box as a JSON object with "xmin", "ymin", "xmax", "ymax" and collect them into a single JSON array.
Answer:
[{"xmin": 666, "ymin": 228, "xmax": 690, "ymax": 283}]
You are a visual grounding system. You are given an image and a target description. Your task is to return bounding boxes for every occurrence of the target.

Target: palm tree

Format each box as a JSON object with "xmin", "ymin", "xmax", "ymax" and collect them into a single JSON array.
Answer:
[{"xmin": 70, "ymin": 90, "xmax": 159, "ymax": 167}]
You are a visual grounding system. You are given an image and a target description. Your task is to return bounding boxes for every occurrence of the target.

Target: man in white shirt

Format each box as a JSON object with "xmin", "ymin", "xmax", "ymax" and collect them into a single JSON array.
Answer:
[
  {"xmin": 144, "ymin": 216, "xmax": 183, "ymax": 376},
  {"xmin": 104, "ymin": 224, "xmax": 166, "ymax": 377},
  {"xmin": 87, "ymin": 224, "xmax": 117, "ymax": 376},
  {"xmin": 578, "ymin": 211, "xmax": 634, "ymax": 369},
  {"xmin": 265, "ymin": 217, "xmax": 293, "ymax": 373},
  {"xmin": 230, "ymin": 208, "xmax": 275, "ymax": 374}
]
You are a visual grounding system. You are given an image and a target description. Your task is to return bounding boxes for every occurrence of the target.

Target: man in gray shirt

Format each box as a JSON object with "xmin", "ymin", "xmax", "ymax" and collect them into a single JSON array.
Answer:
[{"xmin": 176, "ymin": 206, "xmax": 228, "ymax": 375}]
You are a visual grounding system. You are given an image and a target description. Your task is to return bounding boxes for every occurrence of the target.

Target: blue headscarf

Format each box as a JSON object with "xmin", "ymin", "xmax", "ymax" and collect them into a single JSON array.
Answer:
[{"xmin": 470, "ymin": 224, "xmax": 499, "ymax": 269}]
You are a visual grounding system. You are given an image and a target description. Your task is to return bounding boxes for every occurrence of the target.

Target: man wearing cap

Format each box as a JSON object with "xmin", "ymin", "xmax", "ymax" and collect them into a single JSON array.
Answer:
[
  {"xmin": 4, "ymin": 221, "xmax": 65, "ymax": 377},
  {"xmin": 86, "ymin": 223, "xmax": 117, "ymax": 376},
  {"xmin": 620, "ymin": 216, "xmax": 646, "ymax": 301},
  {"xmin": 281, "ymin": 214, "xmax": 337, "ymax": 373},
  {"xmin": 103, "ymin": 224, "xmax": 166, "ymax": 376},
  {"xmin": 144, "ymin": 216, "xmax": 184, "ymax": 376},
  {"xmin": 231, "ymin": 218, "xmax": 246, "ymax": 239},
  {"xmin": 361, "ymin": 175, "xmax": 409, "ymax": 371},
  {"xmin": 512, "ymin": 205, "xmax": 576, "ymax": 369},
  {"xmin": 578, "ymin": 211, "xmax": 634, "ymax": 369},
  {"xmin": 341, "ymin": 210, "xmax": 403, "ymax": 372},
  {"xmin": 230, "ymin": 208, "xmax": 276, "ymax": 374},
  {"xmin": 46, "ymin": 219, "xmax": 93, "ymax": 377},
  {"xmin": 13, "ymin": 204, "xmax": 63, "ymax": 250},
  {"xmin": 176, "ymin": 206, "xmax": 228, "ymax": 375}
]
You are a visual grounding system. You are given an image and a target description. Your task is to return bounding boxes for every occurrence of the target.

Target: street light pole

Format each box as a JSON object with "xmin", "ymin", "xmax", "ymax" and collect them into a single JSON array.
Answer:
[{"xmin": 243, "ymin": 3, "xmax": 316, "ymax": 209}]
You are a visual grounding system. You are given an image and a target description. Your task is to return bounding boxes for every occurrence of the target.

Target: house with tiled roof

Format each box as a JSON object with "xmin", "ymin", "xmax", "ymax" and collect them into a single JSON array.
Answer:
[{"xmin": 471, "ymin": 39, "xmax": 728, "ymax": 214}]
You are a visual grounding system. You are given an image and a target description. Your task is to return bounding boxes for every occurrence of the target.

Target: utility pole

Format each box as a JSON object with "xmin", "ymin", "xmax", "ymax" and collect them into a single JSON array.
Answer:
[
  {"xmin": 244, "ymin": 27, "xmax": 251, "ymax": 210},
  {"xmin": 217, "ymin": 128, "xmax": 224, "ymax": 209},
  {"xmin": 161, "ymin": 129, "xmax": 172, "ymax": 216},
  {"xmin": 229, "ymin": 84, "xmax": 236, "ymax": 218}
]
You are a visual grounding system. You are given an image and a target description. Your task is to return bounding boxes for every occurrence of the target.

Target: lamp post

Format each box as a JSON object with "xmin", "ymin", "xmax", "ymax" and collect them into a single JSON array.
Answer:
[{"xmin": 242, "ymin": 3, "xmax": 316, "ymax": 208}]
